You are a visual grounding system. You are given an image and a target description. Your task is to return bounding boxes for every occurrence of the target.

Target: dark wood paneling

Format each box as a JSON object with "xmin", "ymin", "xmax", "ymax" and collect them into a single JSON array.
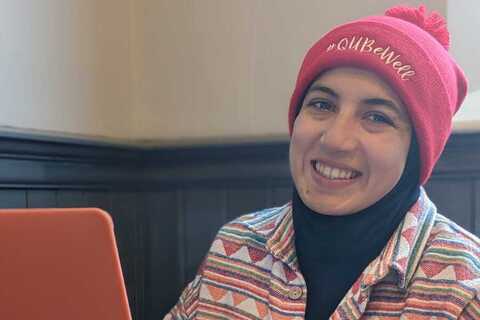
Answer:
[
  {"xmin": 56, "ymin": 190, "xmax": 85, "ymax": 207},
  {"xmin": 270, "ymin": 185, "xmax": 293, "ymax": 207},
  {"xmin": 183, "ymin": 188, "xmax": 227, "ymax": 283},
  {"xmin": 0, "ymin": 158, "xmax": 141, "ymax": 189},
  {"xmin": 26, "ymin": 190, "xmax": 57, "ymax": 207},
  {"xmin": 434, "ymin": 134, "xmax": 480, "ymax": 175},
  {"xmin": 425, "ymin": 178, "xmax": 474, "ymax": 231},
  {"xmin": 0, "ymin": 134, "xmax": 141, "ymax": 162},
  {"xmin": 145, "ymin": 142, "xmax": 289, "ymax": 165},
  {"xmin": 83, "ymin": 191, "xmax": 112, "ymax": 212},
  {"xmin": 0, "ymin": 190, "xmax": 27, "ymax": 208},
  {"xmin": 226, "ymin": 187, "xmax": 268, "ymax": 221},
  {"xmin": 110, "ymin": 192, "xmax": 146, "ymax": 320},
  {"xmin": 145, "ymin": 191, "xmax": 180, "ymax": 318},
  {"xmin": 142, "ymin": 142, "xmax": 290, "ymax": 186},
  {"xmin": 474, "ymin": 180, "xmax": 480, "ymax": 236}
]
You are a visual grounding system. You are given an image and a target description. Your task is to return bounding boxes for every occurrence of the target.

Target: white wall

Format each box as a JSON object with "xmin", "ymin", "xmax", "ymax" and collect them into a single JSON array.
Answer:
[
  {"xmin": 453, "ymin": 89, "xmax": 480, "ymax": 131},
  {"xmin": 7, "ymin": 0, "xmax": 480, "ymax": 143},
  {"xmin": 130, "ymin": 0, "xmax": 448, "ymax": 143},
  {"xmin": 448, "ymin": 0, "xmax": 480, "ymax": 92},
  {"xmin": 448, "ymin": 0, "xmax": 480, "ymax": 130},
  {"xmin": 0, "ymin": 0, "xmax": 132, "ymax": 140}
]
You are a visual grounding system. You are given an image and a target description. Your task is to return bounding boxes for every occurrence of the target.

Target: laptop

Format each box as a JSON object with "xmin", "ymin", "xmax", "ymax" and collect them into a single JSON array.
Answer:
[{"xmin": 0, "ymin": 208, "xmax": 132, "ymax": 320}]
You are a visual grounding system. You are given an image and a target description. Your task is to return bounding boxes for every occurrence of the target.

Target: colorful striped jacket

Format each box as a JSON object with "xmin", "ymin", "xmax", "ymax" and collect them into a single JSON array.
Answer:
[{"xmin": 165, "ymin": 189, "xmax": 480, "ymax": 319}]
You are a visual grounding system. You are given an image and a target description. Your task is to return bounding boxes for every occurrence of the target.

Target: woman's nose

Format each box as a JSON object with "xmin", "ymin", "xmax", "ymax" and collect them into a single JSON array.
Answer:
[{"xmin": 319, "ymin": 115, "xmax": 357, "ymax": 153}]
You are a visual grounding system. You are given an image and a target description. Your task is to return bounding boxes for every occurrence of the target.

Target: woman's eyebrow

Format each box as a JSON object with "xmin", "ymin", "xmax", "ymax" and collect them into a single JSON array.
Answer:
[
  {"xmin": 307, "ymin": 85, "xmax": 339, "ymax": 99},
  {"xmin": 363, "ymin": 98, "xmax": 404, "ymax": 118}
]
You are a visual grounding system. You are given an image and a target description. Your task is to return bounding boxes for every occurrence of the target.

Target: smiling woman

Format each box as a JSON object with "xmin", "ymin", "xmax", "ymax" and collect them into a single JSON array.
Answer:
[
  {"xmin": 165, "ymin": 5, "xmax": 480, "ymax": 320},
  {"xmin": 290, "ymin": 67, "xmax": 412, "ymax": 215},
  {"xmin": 289, "ymin": 67, "xmax": 420, "ymax": 318}
]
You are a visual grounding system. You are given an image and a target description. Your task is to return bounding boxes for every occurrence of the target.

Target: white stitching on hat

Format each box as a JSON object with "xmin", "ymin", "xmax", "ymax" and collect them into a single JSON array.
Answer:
[{"xmin": 326, "ymin": 36, "xmax": 416, "ymax": 80}]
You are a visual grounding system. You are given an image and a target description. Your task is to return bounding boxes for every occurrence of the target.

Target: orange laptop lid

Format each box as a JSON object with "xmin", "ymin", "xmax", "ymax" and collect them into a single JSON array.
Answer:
[{"xmin": 0, "ymin": 208, "xmax": 132, "ymax": 320}]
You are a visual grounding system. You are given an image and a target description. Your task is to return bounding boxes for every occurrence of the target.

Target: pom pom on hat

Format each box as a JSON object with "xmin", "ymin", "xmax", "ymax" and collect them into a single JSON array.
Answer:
[{"xmin": 385, "ymin": 5, "xmax": 450, "ymax": 50}]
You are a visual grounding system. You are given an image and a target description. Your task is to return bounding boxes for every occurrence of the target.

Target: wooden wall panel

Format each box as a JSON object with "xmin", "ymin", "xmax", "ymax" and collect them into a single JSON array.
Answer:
[
  {"xmin": 474, "ymin": 180, "xmax": 480, "ymax": 236},
  {"xmin": 26, "ymin": 190, "xmax": 57, "ymax": 207},
  {"xmin": 425, "ymin": 179, "xmax": 474, "ymax": 232},
  {"xmin": 226, "ymin": 187, "xmax": 268, "ymax": 221},
  {"xmin": 83, "ymin": 191, "xmax": 112, "ymax": 212},
  {"xmin": 270, "ymin": 185, "xmax": 293, "ymax": 207},
  {"xmin": 183, "ymin": 188, "xmax": 227, "ymax": 283},
  {"xmin": 110, "ymin": 192, "xmax": 146, "ymax": 320},
  {"xmin": 56, "ymin": 190, "xmax": 85, "ymax": 207},
  {"xmin": 144, "ymin": 191, "xmax": 180, "ymax": 318},
  {"xmin": 0, "ymin": 190, "xmax": 27, "ymax": 208}
]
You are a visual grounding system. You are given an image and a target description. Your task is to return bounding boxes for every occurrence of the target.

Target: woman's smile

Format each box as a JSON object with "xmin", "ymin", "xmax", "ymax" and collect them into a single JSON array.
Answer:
[
  {"xmin": 310, "ymin": 159, "xmax": 361, "ymax": 180},
  {"xmin": 308, "ymin": 158, "xmax": 363, "ymax": 192}
]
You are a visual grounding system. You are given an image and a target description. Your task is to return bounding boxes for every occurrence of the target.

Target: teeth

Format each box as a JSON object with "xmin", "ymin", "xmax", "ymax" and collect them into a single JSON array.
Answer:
[
  {"xmin": 324, "ymin": 166, "xmax": 331, "ymax": 177},
  {"xmin": 313, "ymin": 161, "xmax": 357, "ymax": 180},
  {"xmin": 331, "ymin": 168, "xmax": 339, "ymax": 178}
]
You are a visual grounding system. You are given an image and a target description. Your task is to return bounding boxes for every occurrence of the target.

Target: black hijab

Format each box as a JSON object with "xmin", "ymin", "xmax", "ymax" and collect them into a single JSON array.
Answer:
[{"xmin": 292, "ymin": 134, "xmax": 421, "ymax": 320}]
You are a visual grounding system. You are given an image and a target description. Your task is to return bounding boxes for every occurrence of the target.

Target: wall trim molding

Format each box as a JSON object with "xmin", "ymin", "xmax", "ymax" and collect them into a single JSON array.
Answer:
[{"xmin": 1, "ymin": 132, "xmax": 479, "ymax": 188}]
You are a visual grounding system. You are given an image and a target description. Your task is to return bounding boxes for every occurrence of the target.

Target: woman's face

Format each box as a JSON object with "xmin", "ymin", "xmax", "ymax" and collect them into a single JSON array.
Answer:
[{"xmin": 289, "ymin": 67, "xmax": 412, "ymax": 215}]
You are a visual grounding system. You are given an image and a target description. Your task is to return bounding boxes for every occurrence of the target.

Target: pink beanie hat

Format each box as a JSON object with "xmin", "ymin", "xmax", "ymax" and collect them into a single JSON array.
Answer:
[{"xmin": 288, "ymin": 5, "xmax": 468, "ymax": 185}]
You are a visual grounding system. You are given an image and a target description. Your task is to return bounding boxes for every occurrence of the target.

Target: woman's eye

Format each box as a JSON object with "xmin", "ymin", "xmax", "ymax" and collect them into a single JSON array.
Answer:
[
  {"xmin": 365, "ymin": 112, "xmax": 394, "ymax": 126},
  {"xmin": 308, "ymin": 100, "xmax": 334, "ymax": 111}
]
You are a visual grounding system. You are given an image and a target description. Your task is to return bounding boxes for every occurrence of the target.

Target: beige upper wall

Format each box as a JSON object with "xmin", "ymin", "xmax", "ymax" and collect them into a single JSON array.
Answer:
[
  {"xmin": 6, "ymin": 0, "xmax": 480, "ymax": 142},
  {"xmin": 448, "ymin": 0, "xmax": 480, "ymax": 92},
  {"xmin": 448, "ymin": 0, "xmax": 480, "ymax": 131},
  {"xmin": 0, "ymin": 0, "xmax": 132, "ymax": 140},
  {"xmin": 131, "ymin": 0, "xmax": 448, "ymax": 143}
]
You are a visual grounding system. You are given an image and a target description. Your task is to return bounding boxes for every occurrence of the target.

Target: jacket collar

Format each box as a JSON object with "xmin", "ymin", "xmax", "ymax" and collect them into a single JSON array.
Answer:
[
  {"xmin": 363, "ymin": 188, "xmax": 437, "ymax": 289},
  {"xmin": 261, "ymin": 203, "xmax": 299, "ymax": 270},
  {"xmin": 263, "ymin": 188, "xmax": 436, "ymax": 288}
]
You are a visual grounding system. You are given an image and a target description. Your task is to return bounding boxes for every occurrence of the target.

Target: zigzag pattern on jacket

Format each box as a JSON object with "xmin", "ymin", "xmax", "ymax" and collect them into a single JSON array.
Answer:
[{"xmin": 165, "ymin": 188, "xmax": 480, "ymax": 319}]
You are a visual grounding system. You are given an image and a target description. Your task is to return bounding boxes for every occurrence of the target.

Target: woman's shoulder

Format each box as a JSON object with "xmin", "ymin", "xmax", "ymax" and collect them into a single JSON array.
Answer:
[
  {"xmin": 207, "ymin": 203, "xmax": 292, "ymax": 259},
  {"xmin": 430, "ymin": 213, "xmax": 480, "ymax": 254},
  {"xmin": 393, "ymin": 211, "xmax": 480, "ymax": 317},
  {"xmin": 217, "ymin": 203, "xmax": 292, "ymax": 242},
  {"xmin": 421, "ymin": 213, "xmax": 480, "ymax": 287},
  {"xmin": 201, "ymin": 203, "xmax": 292, "ymax": 272}
]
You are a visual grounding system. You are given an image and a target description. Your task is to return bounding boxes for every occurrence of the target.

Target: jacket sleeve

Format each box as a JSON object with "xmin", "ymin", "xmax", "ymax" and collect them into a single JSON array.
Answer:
[
  {"xmin": 163, "ymin": 230, "xmax": 216, "ymax": 320},
  {"xmin": 163, "ymin": 217, "xmax": 253, "ymax": 319},
  {"xmin": 163, "ymin": 272, "xmax": 203, "ymax": 320},
  {"xmin": 458, "ymin": 295, "xmax": 480, "ymax": 319}
]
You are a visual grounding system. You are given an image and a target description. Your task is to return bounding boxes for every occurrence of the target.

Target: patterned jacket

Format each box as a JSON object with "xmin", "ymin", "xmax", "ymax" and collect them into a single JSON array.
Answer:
[{"xmin": 165, "ymin": 189, "xmax": 480, "ymax": 319}]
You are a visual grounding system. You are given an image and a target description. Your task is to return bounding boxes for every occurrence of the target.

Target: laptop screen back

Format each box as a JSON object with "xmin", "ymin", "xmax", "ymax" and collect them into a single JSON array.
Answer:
[{"xmin": 0, "ymin": 208, "xmax": 132, "ymax": 320}]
